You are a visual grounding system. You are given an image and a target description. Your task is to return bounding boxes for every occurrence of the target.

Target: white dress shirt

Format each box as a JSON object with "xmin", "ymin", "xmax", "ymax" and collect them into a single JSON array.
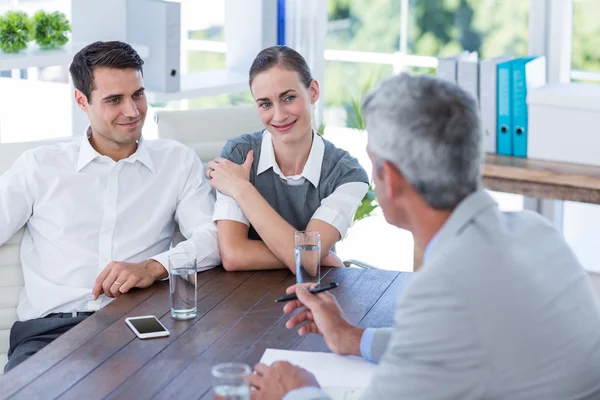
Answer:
[
  {"xmin": 213, "ymin": 131, "xmax": 368, "ymax": 237},
  {"xmin": 0, "ymin": 135, "xmax": 220, "ymax": 321}
]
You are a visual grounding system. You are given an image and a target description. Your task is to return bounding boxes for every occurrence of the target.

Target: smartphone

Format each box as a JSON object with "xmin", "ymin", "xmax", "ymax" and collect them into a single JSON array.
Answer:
[{"xmin": 125, "ymin": 315, "xmax": 170, "ymax": 339}]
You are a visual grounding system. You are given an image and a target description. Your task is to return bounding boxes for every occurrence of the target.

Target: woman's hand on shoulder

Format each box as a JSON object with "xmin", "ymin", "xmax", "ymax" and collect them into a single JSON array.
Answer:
[{"xmin": 206, "ymin": 150, "xmax": 254, "ymax": 198}]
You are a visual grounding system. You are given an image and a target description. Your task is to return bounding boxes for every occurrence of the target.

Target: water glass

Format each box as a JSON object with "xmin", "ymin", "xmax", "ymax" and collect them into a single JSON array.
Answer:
[
  {"xmin": 294, "ymin": 231, "xmax": 321, "ymax": 284},
  {"xmin": 212, "ymin": 363, "xmax": 251, "ymax": 400},
  {"xmin": 169, "ymin": 252, "xmax": 197, "ymax": 320}
]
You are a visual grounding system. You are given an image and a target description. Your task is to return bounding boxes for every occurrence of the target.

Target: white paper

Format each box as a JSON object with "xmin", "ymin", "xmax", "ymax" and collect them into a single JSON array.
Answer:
[{"xmin": 259, "ymin": 349, "xmax": 376, "ymax": 399}]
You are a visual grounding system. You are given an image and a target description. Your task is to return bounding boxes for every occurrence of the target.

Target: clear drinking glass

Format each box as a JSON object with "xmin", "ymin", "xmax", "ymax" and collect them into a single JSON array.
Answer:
[
  {"xmin": 294, "ymin": 231, "xmax": 321, "ymax": 284},
  {"xmin": 169, "ymin": 252, "xmax": 197, "ymax": 320},
  {"xmin": 212, "ymin": 363, "xmax": 251, "ymax": 400}
]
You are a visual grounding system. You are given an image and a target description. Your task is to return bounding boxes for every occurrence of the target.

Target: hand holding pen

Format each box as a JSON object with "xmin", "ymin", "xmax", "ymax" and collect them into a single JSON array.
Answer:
[{"xmin": 280, "ymin": 282, "xmax": 365, "ymax": 357}]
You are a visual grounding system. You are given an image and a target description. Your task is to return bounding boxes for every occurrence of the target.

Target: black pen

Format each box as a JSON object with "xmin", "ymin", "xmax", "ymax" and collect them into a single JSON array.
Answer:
[{"xmin": 275, "ymin": 282, "xmax": 339, "ymax": 303}]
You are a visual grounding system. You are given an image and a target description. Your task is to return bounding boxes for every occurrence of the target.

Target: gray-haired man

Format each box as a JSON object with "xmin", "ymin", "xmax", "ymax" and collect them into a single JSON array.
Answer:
[{"xmin": 249, "ymin": 73, "xmax": 600, "ymax": 399}]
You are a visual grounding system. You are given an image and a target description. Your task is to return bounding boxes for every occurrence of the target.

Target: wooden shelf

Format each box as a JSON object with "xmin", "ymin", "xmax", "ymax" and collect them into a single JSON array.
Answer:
[
  {"xmin": 0, "ymin": 42, "xmax": 149, "ymax": 71},
  {"xmin": 483, "ymin": 154, "xmax": 600, "ymax": 204}
]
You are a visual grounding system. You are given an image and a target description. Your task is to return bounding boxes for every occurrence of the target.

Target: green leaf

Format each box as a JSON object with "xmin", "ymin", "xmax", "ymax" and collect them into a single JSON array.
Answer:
[
  {"xmin": 32, "ymin": 10, "xmax": 70, "ymax": 50},
  {"xmin": 0, "ymin": 11, "xmax": 33, "ymax": 53},
  {"xmin": 354, "ymin": 197, "xmax": 378, "ymax": 222},
  {"xmin": 353, "ymin": 184, "xmax": 379, "ymax": 222},
  {"xmin": 316, "ymin": 120, "xmax": 326, "ymax": 136},
  {"xmin": 344, "ymin": 73, "xmax": 379, "ymax": 131}
]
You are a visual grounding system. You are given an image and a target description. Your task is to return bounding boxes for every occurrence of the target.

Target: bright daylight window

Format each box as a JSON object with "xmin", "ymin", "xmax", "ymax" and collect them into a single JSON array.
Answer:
[
  {"xmin": 324, "ymin": 0, "xmax": 530, "ymax": 270},
  {"xmin": 570, "ymin": 0, "xmax": 600, "ymax": 84},
  {"xmin": 562, "ymin": 1, "xmax": 600, "ymax": 272}
]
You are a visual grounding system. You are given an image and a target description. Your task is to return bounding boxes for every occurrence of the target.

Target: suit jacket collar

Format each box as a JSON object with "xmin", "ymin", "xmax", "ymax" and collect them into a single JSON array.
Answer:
[{"xmin": 423, "ymin": 190, "xmax": 497, "ymax": 266}]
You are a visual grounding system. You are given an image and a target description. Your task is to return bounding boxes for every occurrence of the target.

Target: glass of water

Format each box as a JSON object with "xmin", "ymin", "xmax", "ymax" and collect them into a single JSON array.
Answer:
[
  {"xmin": 294, "ymin": 231, "xmax": 321, "ymax": 284},
  {"xmin": 212, "ymin": 363, "xmax": 251, "ymax": 400},
  {"xmin": 169, "ymin": 252, "xmax": 197, "ymax": 320}
]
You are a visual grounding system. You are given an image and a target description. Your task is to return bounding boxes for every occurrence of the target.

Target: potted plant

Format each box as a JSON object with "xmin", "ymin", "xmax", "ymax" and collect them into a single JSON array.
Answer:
[
  {"xmin": 32, "ymin": 10, "xmax": 70, "ymax": 50},
  {"xmin": 0, "ymin": 11, "xmax": 33, "ymax": 53},
  {"xmin": 345, "ymin": 75, "xmax": 380, "ymax": 222},
  {"xmin": 316, "ymin": 76, "xmax": 380, "ymax": 222}
]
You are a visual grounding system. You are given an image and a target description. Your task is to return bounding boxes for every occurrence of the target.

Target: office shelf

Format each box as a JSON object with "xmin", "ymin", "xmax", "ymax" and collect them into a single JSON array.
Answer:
[
  {"xmin": 146, "ymin": 69, "xmax": 249, "ymax": 103},
  {"xmin": 0, "ymin": 42, "xmax": 149, "ymax": 71}
]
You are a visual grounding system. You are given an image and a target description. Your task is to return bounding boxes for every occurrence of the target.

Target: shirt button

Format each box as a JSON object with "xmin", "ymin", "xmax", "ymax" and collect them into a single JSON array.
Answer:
[{"xmin": 104, "ymin": 229, "xmax": 111, "ymax": 233}]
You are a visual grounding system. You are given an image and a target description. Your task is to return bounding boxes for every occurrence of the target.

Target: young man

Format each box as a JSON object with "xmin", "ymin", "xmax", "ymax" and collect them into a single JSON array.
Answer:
[
  {"xmin": 0, "ymin": 41, "xmax": 220, "ymax": 373},
  {"xmin": 250, "ymin": 73, "xmax": 600, "ymax": 399}
]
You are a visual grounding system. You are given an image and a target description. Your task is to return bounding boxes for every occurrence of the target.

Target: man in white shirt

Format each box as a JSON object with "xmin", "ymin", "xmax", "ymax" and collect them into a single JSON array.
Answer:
[{"xmin": 0, "ymin": 41, "xmax": 220, "ymax": 373}]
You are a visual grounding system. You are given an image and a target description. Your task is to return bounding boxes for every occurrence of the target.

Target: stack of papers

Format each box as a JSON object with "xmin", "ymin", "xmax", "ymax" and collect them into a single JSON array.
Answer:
[{"xmin": 259, "ymin": 349, "xmax": 376, "ymax": 400}]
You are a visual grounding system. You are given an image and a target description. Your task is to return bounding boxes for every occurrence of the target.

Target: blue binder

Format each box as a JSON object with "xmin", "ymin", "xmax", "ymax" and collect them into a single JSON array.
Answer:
[
  {"xmin": 496, "ymin": 60, "xmax": 513, "ymax": 156},
  {"xmin": 510, "ymin": 56, "xmax": 547, "ymax": 158}
]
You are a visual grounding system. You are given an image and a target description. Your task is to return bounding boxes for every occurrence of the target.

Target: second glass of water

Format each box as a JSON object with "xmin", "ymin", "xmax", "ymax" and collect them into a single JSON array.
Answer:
[
  {"xmin": 212, "ymin": 363, "xmax": 251, "ymax": 400},
  {"xmin": 294, "ymin": 231, "xmax": 321, "ymax": 284},
  {"xmin": 169, "ymin": 252, "xmax": 197, "ymax": 320}
]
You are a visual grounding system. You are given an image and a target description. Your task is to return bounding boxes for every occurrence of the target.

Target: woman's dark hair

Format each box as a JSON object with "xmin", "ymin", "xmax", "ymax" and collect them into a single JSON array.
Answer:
[
  {"xmin": 249, "ymin": 45, "xmax": 313, "ymax": 88},
  {"xmin": 69, "ymin": 41, "xmax": 144, "ymax": 103}
]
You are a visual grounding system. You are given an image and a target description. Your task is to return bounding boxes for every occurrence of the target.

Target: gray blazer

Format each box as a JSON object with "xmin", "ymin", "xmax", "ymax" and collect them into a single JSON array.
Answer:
[{"xmin": 295, "ymin": 190, "xmax": 600, "ymax": 400}]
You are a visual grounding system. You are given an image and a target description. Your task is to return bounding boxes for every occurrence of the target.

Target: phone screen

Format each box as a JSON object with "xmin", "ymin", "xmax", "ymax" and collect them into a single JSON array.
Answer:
[{"xmin": 128, "ymin": 317, "xmax": 167, "ymax": 334}]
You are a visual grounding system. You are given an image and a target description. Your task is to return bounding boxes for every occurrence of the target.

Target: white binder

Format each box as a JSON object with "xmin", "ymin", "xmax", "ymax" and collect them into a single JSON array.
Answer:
[
  {"xmin": 479, "ymin": 56, "xmax": 512, "ymax": 154},
  {"xmin": 127, "ymin": 0, "xmax": 181, "ymax": 93}
]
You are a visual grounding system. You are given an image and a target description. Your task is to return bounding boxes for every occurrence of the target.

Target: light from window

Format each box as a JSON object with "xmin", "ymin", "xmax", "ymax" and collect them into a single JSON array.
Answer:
[
  {"xmin": 327, "ymin": 0, "xmax": 401, "ymax": 53},
  {"xmin": 571, "ymin": 0, "xmax": 600, "ymax": 84},
  {"xmin": 408, "ymin": 0, "xmax": 529, "ymax": 59}
]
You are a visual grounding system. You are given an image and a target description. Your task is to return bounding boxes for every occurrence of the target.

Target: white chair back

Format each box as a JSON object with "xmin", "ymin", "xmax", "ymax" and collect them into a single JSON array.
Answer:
[{"xmin": 0, "ymin": 138, "xmax": 74, "ymax": 373}]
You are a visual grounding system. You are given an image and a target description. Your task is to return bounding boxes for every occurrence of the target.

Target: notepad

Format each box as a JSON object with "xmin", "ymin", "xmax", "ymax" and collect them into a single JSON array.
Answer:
[{"xmin": 259, "ymin": 349, "xmax": 376, "ymax": 399}]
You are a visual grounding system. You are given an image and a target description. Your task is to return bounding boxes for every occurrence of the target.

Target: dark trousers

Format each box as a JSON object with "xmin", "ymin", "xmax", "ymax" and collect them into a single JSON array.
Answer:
[{"xmin": 4, "ymin": 312, "xmax": 94, "ymax": 374}]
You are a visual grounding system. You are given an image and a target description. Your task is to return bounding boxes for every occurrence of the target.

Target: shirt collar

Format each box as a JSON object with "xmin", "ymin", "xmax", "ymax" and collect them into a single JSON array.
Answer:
[
  {"xmin": 76, "ymin": 127, "xmax": 156, "ymax": 174},
  {"xmin": 256, "ymin": 129, "xmax": 324, "ymax": 187},
  {"xmin": 422, "ymin": 190, "xmax": 497, "ymax": 265}
]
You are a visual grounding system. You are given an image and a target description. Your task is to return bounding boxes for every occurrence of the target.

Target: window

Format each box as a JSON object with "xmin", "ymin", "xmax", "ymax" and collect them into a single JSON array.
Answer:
[
  {"xmin": 323, "ymin": 0, "xmax": 529, "ymax": 270},
  {"xmin": 327, "ymin": 0, "xmax": 401, "ymax": 53},
  {"xmin": 407, "ymin": 0, "xmax": 529, "ymax": 59},
  {"xmin": 571, "ymin": 0, "xmax": 600, "ymax": 83},
  {"xmin": 181, "ymin": 0, "xmax": 225, "ymax": 75},
  {"xmin": 324, "ymin": 1, "xmax": 400, "ymax": 128}
]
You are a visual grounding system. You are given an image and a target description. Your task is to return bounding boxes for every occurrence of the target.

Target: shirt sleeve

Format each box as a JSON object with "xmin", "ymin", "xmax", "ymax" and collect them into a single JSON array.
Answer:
[
  {"xmin": 150, "ymin": 148, "xmax": 221, "ymax": 274},
  {"xmin": 311, "ymin": 182, "xmax": 368, "ymax": 237},
  {"xmin": 360, "ymin": 328, "xmax": 378, "ymax": 363},
  {"xmin": 212, "ymin": 136, "xmax": 253, "ymax": 225},
  {"xmin": 212, "ymin": 191, "xmax": 250, "ymax": 225},
  {"xmin": 0, "ymin": 151, "xmax": 35, "ymax": 246},
  {"xmin": 283, "ymin": 387, "xmax": 331, "ymax": 400}
]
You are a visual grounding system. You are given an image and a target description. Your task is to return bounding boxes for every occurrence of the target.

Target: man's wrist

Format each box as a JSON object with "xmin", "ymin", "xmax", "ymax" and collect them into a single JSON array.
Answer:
[
  {"xmin": 146, "ymin": 259, "xmax": 168, "ymax": 280},
  {"xmin": 338, "ymin": 325, "xmax": 364, "ymax": 357}
]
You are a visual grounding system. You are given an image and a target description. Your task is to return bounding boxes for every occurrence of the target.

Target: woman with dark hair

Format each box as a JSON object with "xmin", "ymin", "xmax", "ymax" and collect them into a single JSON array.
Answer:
[{"xmin": 206, "ymin": 45, "xmax": 368, "ymax": 274}]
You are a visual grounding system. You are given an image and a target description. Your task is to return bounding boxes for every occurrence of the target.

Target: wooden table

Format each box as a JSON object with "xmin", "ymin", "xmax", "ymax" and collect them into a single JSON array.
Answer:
[{"xmin": 0, "ymin": 267, "xmax": 404, "ymax": 400}]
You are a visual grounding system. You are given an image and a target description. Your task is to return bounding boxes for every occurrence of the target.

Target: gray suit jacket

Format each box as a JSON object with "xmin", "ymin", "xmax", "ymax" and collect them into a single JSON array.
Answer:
[{"xmin": 293, "ymin": 190, "xmax": 600, "ymax": 400}]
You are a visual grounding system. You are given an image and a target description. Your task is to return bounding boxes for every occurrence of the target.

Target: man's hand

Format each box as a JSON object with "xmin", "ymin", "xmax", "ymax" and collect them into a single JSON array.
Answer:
[
  {"xmin": 92, "ymin": 260, "xmax": 167, "ymax": 300},
  {"xmin": 283, "ymin": 284, "xmax": 364, "ymax": 356},
  {"xmin": 249, "ymin": 361, "xmax": 319, "ymax": 400}
]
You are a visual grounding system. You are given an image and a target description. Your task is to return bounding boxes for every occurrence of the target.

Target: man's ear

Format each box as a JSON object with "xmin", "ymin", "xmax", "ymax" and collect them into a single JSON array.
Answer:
[
  {"xmin": 74, "ymin": 89, "xmax": 89, "ymax": 111},
  {"xmin": 381, "ymin": 160, "xmax": 408, "ymax": 198}
]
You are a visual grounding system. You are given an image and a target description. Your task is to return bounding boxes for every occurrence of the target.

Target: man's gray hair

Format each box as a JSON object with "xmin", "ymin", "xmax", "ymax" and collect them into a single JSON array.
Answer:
[{"xmin": 363, "ymin": 73, "xmax": 483, "ymax": 209}]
